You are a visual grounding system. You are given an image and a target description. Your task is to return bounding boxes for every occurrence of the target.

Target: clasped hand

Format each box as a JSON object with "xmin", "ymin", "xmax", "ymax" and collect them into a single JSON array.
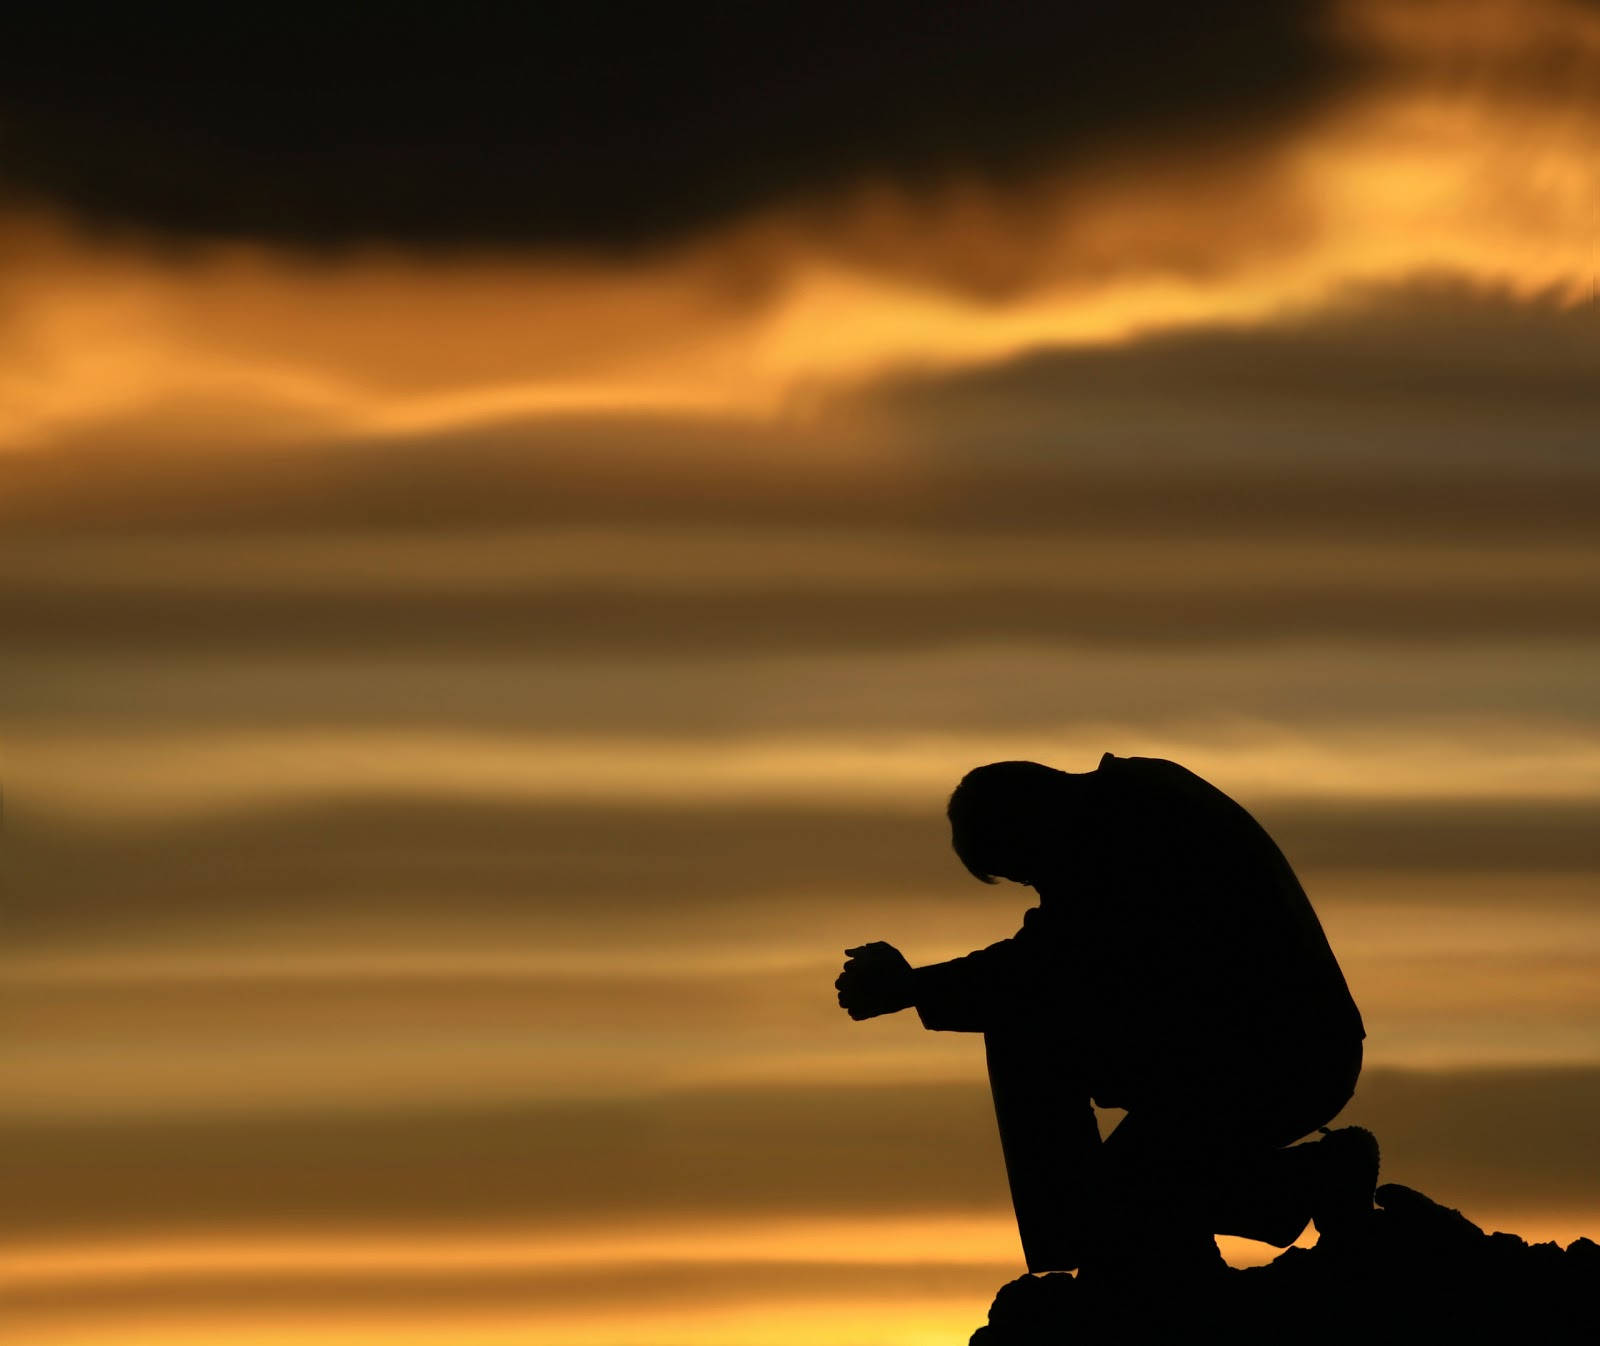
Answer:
[{"xmin": 835, "ymin": 941, "xmax": 914, "ymax": 1020}]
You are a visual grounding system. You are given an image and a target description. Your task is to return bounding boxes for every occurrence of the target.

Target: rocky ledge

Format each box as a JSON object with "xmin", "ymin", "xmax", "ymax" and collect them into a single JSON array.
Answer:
[{"xmin": 971, "ymin": 1184, "xmax": 1598, "ymax": 1344}]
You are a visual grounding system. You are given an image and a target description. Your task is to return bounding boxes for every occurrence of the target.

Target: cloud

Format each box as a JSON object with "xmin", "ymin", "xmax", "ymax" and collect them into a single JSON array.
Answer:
[
  {"xmin": 7, "ymin": 717, "xmax": 1600, "ymax": 828},
  {"xmin": 7, "ymin": 444, "xmax": 1599, "ymax": 546},
  {"xmin": 0, "ymin": 5, "xmax": 1353, "ymax": 248},
  {"xmin": 0, "ymin": 1082, "xmax": 993, "ymax": 1240},
  {"xmin": 12, "ymin": 912, "xmax": 1600, "ymax": 1108},
  {"xmin": 3, "ymin": 1070, "xmax": 1596, "ymax": 1244},
  {"xmin": 1349, "ymin": 1065, "xmax": 1600, "ymax": 1214},
  {"xmin": 869, "ymin": 280, "xmax": 1600, "ymax": 469},
  {"xmin": 3, "ymin": 275, "xmax": 1593, "ymax": 540},
  {"xmin": 6, "ymin": 558, "xmax": 1600, "ymax": 655},
  {"xmin": 10, "ymin": 641, "xmax": 1598, "ymax": 740},
  {"xmin": 11, "ymin": 796, "xmax": 1597, "ymax": 954}
]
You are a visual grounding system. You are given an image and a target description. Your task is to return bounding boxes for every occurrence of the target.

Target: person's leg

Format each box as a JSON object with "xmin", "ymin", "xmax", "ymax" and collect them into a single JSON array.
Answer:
[
  {"xmin": 1089, "ymin": 1106, "xmax": 1233, "ymax": 1278},
  {"xmin": 984, "ymin": 1030, "xmax": 1102, "ymax": 1273},
  {"xmin": 1213, "ymin": 1039, "xmax": 1372, "ymax": 1245},
  {"xmin": 1098, "ymin": 1038, "xmax": 1368, "ymax": 1256}
]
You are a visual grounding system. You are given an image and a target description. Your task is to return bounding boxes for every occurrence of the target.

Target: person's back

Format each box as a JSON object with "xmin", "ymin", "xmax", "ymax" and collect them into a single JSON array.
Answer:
[{"xmin": 1046, "ymin": 754, "xmax": 1364, "ymax": 1111}]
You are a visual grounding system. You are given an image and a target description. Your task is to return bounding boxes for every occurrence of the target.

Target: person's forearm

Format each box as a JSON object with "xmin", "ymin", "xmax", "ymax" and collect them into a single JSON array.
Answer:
[{"xmin": 911, "ymin": 956, "xmax": 996, "ymax": 1033}]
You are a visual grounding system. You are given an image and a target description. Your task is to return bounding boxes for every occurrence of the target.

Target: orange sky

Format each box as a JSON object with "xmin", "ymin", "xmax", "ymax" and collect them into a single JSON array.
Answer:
[{"xmin": 3, "ymin": 2, "xmax": 1599, "ymax": 1343}]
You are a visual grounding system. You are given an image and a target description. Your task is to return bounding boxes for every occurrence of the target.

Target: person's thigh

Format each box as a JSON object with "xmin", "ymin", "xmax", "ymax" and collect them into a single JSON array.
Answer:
[
  {"xmin": 984, "ymin": 1030, "xmax": 1101, "ymax": 1272},
  {"xmin": 1095, "ymin": 1038, "xmax": 1365, "ymax": 1234}
]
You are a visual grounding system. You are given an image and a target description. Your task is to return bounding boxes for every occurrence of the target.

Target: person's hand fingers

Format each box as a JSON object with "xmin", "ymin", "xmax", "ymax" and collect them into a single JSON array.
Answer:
[{"xmin": 844, "ymin": 942, "xmax": 892, "ymax": 958}]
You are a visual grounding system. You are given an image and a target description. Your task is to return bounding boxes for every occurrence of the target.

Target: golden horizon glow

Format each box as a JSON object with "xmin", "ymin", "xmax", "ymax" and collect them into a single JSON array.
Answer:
[{"xmin": 3, "ymin": 1212, "xmax": 1589, "ymax": 1346}]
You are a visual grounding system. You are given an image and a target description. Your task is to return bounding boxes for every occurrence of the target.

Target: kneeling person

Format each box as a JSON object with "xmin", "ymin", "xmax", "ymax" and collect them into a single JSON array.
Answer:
[{"xmin": 836, "ymin": 755, "xmax": 1376, "ymax": 1276}]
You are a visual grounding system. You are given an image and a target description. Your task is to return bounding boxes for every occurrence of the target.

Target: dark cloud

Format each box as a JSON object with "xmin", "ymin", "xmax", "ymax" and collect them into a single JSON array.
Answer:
[
  {"xmin": 9, "ymin": 965, "xmax": 852, "ymax": 1040},
  {"xmin": 0, "ymin": 1082, "xmax": 1005, "ymax": 1240},
  {"xmin": 1262, "ymin": 802, "xmax": 1600, "ymax": 879},
  {"xmin": 872, "ymin": 281, "xmax": 1600, "ymax": 468},
  {"xmin": 12, "ymin": 640, "xmax": 1592, "ymax": 737},
  {"xmin": 7, "ymin": 438, "xmax": 1598, "ymax": 541},
  {"xmin": 1348, "ymin": 1066, "xmax": 1600, "ymax": 1216},
  {"xmin": 2, "ymin": 560, "xmax": 1596, "ymax": 655},
  {"xmin": 10, "ymin": 800, "xmax": 1595, "ymax": 948},
  {"xmin": 5, "ymin": 802, "xmax": 966, "ymax": 946},
  {"xmin": 3, "ymin": 1069, "xmax": 1596, "ymax": 1241},
  {"xmin": 0, "ymin": 4, "xmax": 1354, "ymax": 248}
]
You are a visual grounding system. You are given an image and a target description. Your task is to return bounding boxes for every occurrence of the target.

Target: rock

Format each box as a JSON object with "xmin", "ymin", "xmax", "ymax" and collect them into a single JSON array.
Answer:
[
  {"xmin": 969, "ymin": 1184, "xmax": 1599, "ymax": 1344},
  {"xmin": 1373, "ymin": 1182, "xmax": 1485, "ymax": 1245},
  {"xmin": 1566, "ymin": 1235, "xmax": 1600, "ymax": 1264},
  {"xmin": 970, "ymin": 1272, "xmax": 1079, "ymax": 1346}
]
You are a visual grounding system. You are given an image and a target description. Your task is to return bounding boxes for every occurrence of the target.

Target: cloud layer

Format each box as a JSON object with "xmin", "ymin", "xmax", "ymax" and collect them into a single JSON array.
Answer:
[{"xmin": 0, "ymin": 5, "xmax": 1351, "ymax": 247}]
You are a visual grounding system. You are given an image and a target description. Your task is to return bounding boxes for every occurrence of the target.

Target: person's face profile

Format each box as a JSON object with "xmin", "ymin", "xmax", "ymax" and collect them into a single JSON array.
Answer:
[{"xmin": 988, "ymin": 830, "xmax": 1044, "ymax": 888}]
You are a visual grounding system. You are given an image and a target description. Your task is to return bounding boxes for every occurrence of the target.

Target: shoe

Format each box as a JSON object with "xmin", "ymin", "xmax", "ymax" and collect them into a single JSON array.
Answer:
[{"xmin": 1307, "ymin": 1125, "xmax": 1380, "ymax": 1240}]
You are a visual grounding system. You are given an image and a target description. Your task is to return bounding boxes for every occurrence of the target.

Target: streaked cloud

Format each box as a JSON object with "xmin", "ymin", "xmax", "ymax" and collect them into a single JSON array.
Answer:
[
  {"xmin": 8, "ymin": 718, "xmax": 1600, "ymax": 823},
  {"xmin": 6, "ymin": 641, "xmax": 1600, "ymax": 738},
  {"xmin": 8, "ymin": 525, "xmax": 1596, "ymax": 597},
  {"xmin": 5, "ymin": 1071, "xmax": 1598, "ymax": 1241},
  {"xmin": 10, "ymin": 797, "xmax": 1598, "ymax": 961},
  {"xmin": 8, "ymin": 894, "xmax": 1600, "ymax": 1119}
]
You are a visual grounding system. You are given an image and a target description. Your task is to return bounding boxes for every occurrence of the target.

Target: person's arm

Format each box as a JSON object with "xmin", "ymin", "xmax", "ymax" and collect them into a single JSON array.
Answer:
[
  {"xmin": 910, "ymin": 937, "xmax": 1024, "ymax": 1033},
  {"xmin": 835, "ymin": 936, "xmax": 1026, "ymax": 1032}
]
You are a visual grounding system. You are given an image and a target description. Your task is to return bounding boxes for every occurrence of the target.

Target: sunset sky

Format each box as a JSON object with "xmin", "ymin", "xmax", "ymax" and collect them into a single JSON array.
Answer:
[{"xmin": 2, "ymin": 3, "xmax": 1598, "ymax": 1343}]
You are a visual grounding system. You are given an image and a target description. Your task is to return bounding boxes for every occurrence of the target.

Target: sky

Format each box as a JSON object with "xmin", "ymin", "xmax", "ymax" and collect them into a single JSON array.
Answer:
[{"xmin": 2, "ymin": 2, "xmax": 1598, "ymax": 1343}]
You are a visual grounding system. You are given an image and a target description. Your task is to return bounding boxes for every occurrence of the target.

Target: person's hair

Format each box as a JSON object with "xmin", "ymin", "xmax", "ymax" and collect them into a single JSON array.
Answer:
[{"xmin": 946, "ymin": 760, "xmax": 1076, "ymax": 883}]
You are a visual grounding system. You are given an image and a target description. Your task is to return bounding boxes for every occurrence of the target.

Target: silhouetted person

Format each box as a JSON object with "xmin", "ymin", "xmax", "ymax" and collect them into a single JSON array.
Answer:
[{"xmin": 836, "ymin": 755, "xmax": 1375, "ymax": 1278}]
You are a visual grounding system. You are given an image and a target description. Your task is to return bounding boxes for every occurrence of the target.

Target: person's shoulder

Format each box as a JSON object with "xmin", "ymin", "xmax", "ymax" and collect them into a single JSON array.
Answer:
[
  {"xmin": 1099, "ymin": 752, "xmax": 1205, "ymax": 786},
  {"xmin": 1098, "ymin": 753, "xmax": 1240, "ymax": 810}
]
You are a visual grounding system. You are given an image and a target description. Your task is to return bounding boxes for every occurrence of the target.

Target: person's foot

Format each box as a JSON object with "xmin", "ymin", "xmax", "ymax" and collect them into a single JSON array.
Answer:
[{"xmin": 1307, "ymin": 1125, "xmax": 1380, "ymax": 1241}]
